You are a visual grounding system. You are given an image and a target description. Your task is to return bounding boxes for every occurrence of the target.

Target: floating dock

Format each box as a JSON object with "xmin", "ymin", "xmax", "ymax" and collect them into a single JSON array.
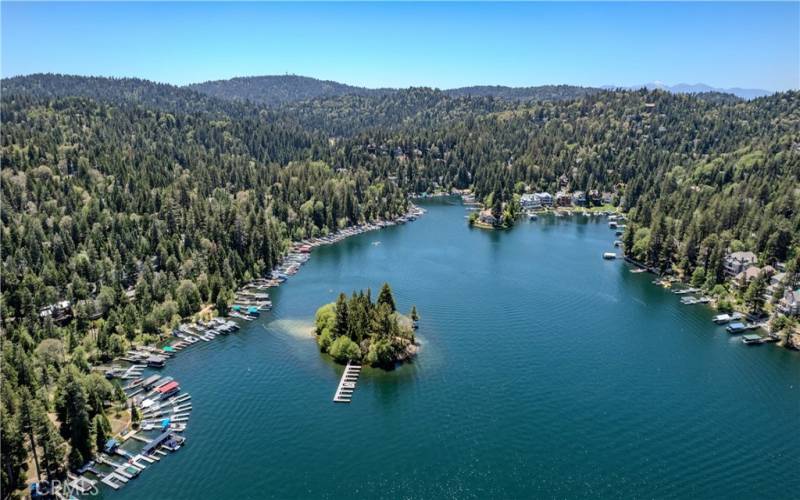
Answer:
[
  {"xmin": 333, "ymin": 361, "xmax": 362, "ymax": 403},
  {"xmin": 100, "ymin": 472, "xmax": 128, "ymax": 490}
]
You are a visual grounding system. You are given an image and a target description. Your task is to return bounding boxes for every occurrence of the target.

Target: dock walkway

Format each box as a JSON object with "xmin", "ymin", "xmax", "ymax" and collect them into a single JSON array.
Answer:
[{"xmin": 333, "ymin": 361, "xmax": 362, "ymax": 403}]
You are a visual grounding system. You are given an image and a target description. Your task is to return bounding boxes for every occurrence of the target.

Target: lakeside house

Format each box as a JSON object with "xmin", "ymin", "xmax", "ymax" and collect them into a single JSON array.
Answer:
[
  {"xmin": 520, "ymin": 193, "xmax": 541, "ymax": 209},
  {"xmin": 555, "ymin": 191, "xmax": 572, "ymax": 207},
  {"xmin": 778, "ymin": 289, "xmax": 800, "ymax": 316},
  {"xmin": 478, "ymin": 209, "xmax": 499, "ymax": 226},
  {"xmin": 734, "ymin": 265, "xmax": 775, "ymax": 288},
  {"xmin": 571, "ymin": 191, "xmax": 587, "ymax": 206},
  {"xmin": 536, "ymin": 192, "xmax": 553, "ymax": 207},
  {"xmin": 521, "ymin": 192, "xmax": 554, "ymax": 209},
  {"xmin": 724, "ymin": 251, "xmax": 757, "ymax": 276},
  {"xmin": 602, "ymin": 191, "xmax": 614, "ymax": 205},
  {"xmin": 767, "ymin": 269, "xmax": 800, "ymax": 298}
]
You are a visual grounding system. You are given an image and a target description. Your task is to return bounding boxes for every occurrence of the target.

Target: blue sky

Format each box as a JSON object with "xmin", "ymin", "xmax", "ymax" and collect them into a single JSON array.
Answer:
[{"xmin": 2, "ymin": 2, "xmax": 798, "ymax": 90}]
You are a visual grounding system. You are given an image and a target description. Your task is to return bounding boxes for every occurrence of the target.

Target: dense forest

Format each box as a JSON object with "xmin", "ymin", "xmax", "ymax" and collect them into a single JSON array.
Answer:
[
  {"xmin": 0, "ymin": 76, "xmax": 409, "ymax": 496},
  {"xmin": 1, "ymin": 74, "xmax": 798, "ymax": 496},
  {"xmin": 187, "ymin": 75, "xmax": 601, "ymax": 108},
  {"xmin": 188, "ymin": 75, "xmax": 392, "ymax": 107}
]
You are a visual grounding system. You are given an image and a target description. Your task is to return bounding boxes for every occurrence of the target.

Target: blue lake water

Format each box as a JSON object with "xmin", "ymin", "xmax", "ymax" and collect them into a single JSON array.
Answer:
[{"xmin": 108, "ymin": 197, "xmax": 800, "ymax": 499}]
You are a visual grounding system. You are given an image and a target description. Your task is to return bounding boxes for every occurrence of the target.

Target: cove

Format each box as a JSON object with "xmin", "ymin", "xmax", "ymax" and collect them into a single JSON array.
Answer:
[{"xmin": 108, "ymin": 197, "xmax": 800, "ymax": 499}]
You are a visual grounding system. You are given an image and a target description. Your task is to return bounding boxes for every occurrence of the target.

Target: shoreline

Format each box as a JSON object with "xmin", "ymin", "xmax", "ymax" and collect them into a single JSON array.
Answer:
[{"xmin": 80, "ymin": 202, "xmax": 428, "ymax": 495}]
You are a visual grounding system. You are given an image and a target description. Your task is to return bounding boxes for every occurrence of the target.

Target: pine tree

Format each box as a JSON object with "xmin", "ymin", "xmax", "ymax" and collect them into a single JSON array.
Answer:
[
  {"xmin": 377, "ymin": 283, "xmax": 396, "ymax": 312},
  {"xmin": 93, "ymin": 414, "xmax": 111, "ymax": 455},
  {"xmin": 58, "ymin": 372, "xmax": 93, "ymax": 464},
  {"xmin": 333, "ymin": 293, "xmax": 349, "ymax": 339},
  {"xmin": 744, "ymin": 272, "xmax": 768, "ymax": 315}
]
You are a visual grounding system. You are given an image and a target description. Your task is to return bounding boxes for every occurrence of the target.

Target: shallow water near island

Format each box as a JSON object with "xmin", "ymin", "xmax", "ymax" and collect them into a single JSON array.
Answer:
[{"xmin": 108, "ymin": 198, "xmax": 799, "ymax": 499}]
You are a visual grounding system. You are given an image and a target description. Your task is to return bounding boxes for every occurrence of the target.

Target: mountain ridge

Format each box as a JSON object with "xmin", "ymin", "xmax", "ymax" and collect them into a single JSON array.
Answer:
[{"xmin": 603, "ymin": 82, "xmax": 772, "ymax": 100}]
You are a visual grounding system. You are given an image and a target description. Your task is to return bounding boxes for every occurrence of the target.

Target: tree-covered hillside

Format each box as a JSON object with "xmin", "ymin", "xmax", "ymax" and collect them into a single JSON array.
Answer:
[
  {"xmin": 0, "ymin": 81, "xmax": 409, "ymax": 495},
  {"xmin": 444, "ymin": 84, "xmax": 601, "ymax": 101},
  {"xmin": 1, "ymin": 75, "xmax": 798, "ymax": 494},
  {"xmin": 187, "ymin": 75, "xmax": 392, "ymax": 107}
]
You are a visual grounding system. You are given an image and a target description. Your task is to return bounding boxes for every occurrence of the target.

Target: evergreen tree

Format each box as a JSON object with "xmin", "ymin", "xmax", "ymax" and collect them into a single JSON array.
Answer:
[
  {"xmin": 377, "ymin": 283, "xmax": 396, "ymax": 312},
  {"xmin": 57, "ymin": 372, "xmax": 93, "ymax": 464},
  {"xmin": 744, "ymin": 273, "xmax": 768, "ymax": 315},
  {"xmin": 333, "ymin": 293, "xmax": 349, "ymax": 339}
]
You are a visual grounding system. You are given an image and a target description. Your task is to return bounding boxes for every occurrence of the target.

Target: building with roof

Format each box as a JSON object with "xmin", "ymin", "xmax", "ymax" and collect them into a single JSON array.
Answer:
[
  {"xmin": 535, "ymin": 192, "xmax": 553, "ymax": 206},
  {"xmin": 520, "ymin": 193, "xmax": 541, "ymax": 209},
  {"xmin": 478, "ymin": 209, "xmax": 499, "ymax": 226},
  {"xmin": 555, "ymin": 191, "xmax": 572, "ymax": 207},
  {"xmin": 778, "ymin": 289, "xmax": 800, "ymax": 316},
  {"xmin": 724, "ymin": 251, "xmax": 757, "ymax": 276},
  {"xmin": 734, "ymin": 265, "xmax": 775, "ymax": 288}
]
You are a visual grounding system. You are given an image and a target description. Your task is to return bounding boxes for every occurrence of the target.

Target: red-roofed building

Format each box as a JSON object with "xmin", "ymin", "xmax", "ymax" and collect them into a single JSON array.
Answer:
[{"xmin": 156, "ymin": 381, "xmax": 180, "ymax": 397}]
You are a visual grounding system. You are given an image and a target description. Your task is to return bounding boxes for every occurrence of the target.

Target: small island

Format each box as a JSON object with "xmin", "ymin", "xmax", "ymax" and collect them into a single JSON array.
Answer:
[{"xmin": 315, "ymin": 283, "xmax": 419, "ymax": 368}]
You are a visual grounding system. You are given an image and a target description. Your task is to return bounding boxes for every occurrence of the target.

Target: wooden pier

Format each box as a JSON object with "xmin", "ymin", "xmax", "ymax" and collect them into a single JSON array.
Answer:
[{"xmin": 333, "ymin": 361, "xmax": 362, "ymax": 403}]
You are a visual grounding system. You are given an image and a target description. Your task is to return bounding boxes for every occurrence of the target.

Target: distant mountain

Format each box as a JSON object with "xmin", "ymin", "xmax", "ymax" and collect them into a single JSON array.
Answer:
[
  {"xmin": 604, "ymin": 82, "xmax": 772, "ymax": 100},
  {"xmin": 187, "ymin": 75, "xmax": 392, "ymax": 107},
  {"xmin": 444, "ymin": 84, "xmax": 601, "ymax": 101},
  {"xmin": 1, "ymin": 73, "xmax": 244, "ymax": 116},
  {"xmin": 187, "ymin": 76, "xmax": 603, "ymax": 106}
]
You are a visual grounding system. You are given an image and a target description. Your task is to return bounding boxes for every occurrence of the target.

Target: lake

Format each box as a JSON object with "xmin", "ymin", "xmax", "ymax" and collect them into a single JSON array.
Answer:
[{"xmin": 109, "ymin": 197, "xmax": 800, "ymax": 499}]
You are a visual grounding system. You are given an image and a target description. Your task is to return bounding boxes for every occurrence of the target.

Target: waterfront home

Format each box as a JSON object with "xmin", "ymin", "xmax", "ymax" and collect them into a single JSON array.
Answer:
[
  {"xmin": 602, "ymin": 191, "xmax": 614, "ymax": 204},
  {"xmin": 478, "ymin": 209, "xmax": 499, "ymax": 226},
  {"xmin": 555, "ymin": 191, "xmax": 572, "ymax": 206},
  {"xmin": 724, "ymin": 251, "xmax": 757, "ymax": 276},
  {"xmin": 535, "ymin": 192, "xmax": 553, "ymax": 206},
  {"xmin": 734, "ymin": 265, "xmax": 774, "ymax": 288},
  {"xmin": 520, "ymin": 193, "xmax": 542, "ymax": 209},
  {"xmin": 777, "ymin": 288, "xmax": 800, "ymax": 316},
  {"xmin": 571, "ymin": 191, "xmax": 587, "ymax": 206}
]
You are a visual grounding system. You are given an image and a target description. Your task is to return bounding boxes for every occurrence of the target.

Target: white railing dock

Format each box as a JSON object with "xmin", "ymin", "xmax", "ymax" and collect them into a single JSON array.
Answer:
[{"xmin": 333, "ymin": 361, "xmax": 362, "ymax": 403}]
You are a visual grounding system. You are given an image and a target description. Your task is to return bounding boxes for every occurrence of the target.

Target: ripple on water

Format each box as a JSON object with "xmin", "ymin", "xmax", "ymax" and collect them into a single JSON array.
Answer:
[{"xmin": 108, "ymin": 200, "xmax": 800, "ymax": 500}]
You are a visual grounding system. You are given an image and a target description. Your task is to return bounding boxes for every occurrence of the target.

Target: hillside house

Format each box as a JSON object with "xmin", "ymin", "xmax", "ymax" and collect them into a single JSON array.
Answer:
[
  {"xmin": 778, "ymin": 289, "xmax": 800, "ymax": 316},
  {"xmin": 724, "ymin": 251, "xmax": 757, "ymax": 276}
]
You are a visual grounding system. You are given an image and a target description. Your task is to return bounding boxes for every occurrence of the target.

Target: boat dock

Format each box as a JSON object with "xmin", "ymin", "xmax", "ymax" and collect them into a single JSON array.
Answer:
[
  {"xmin": 100, "ymin": 472, "xmax": 128, "ymax": 490},
  {"xmin": 333, "ymin": 361, "xmax": 362, "ymax": 403}
]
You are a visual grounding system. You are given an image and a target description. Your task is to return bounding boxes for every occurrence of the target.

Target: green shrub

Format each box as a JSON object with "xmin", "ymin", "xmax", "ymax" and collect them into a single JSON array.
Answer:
[{"xmin": 328, "ymin": 336, "xmax": 361, "ymax": 363}]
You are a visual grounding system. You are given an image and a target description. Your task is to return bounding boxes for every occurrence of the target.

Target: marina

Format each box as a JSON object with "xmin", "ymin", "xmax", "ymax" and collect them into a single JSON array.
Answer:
[
  {"xmin": 73, "ymin": 205, "xmax": 429, "ymax": 496},
  {"xmin": 97, "ymin": 198, "xmax": 798, "ymax": 500}
]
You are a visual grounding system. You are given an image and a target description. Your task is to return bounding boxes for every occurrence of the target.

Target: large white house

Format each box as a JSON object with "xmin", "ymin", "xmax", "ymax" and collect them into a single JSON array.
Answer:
[
  {"xmin": 520, "ymin": 193, "xmax": 541, "ymax": 209},
  {"xmin": 537, "ymin": 192, "xmax": 553, "ymax": 206},
  {"xmin": 521, "ymin": 192, "xmax": 553, "ymax": 208}
]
